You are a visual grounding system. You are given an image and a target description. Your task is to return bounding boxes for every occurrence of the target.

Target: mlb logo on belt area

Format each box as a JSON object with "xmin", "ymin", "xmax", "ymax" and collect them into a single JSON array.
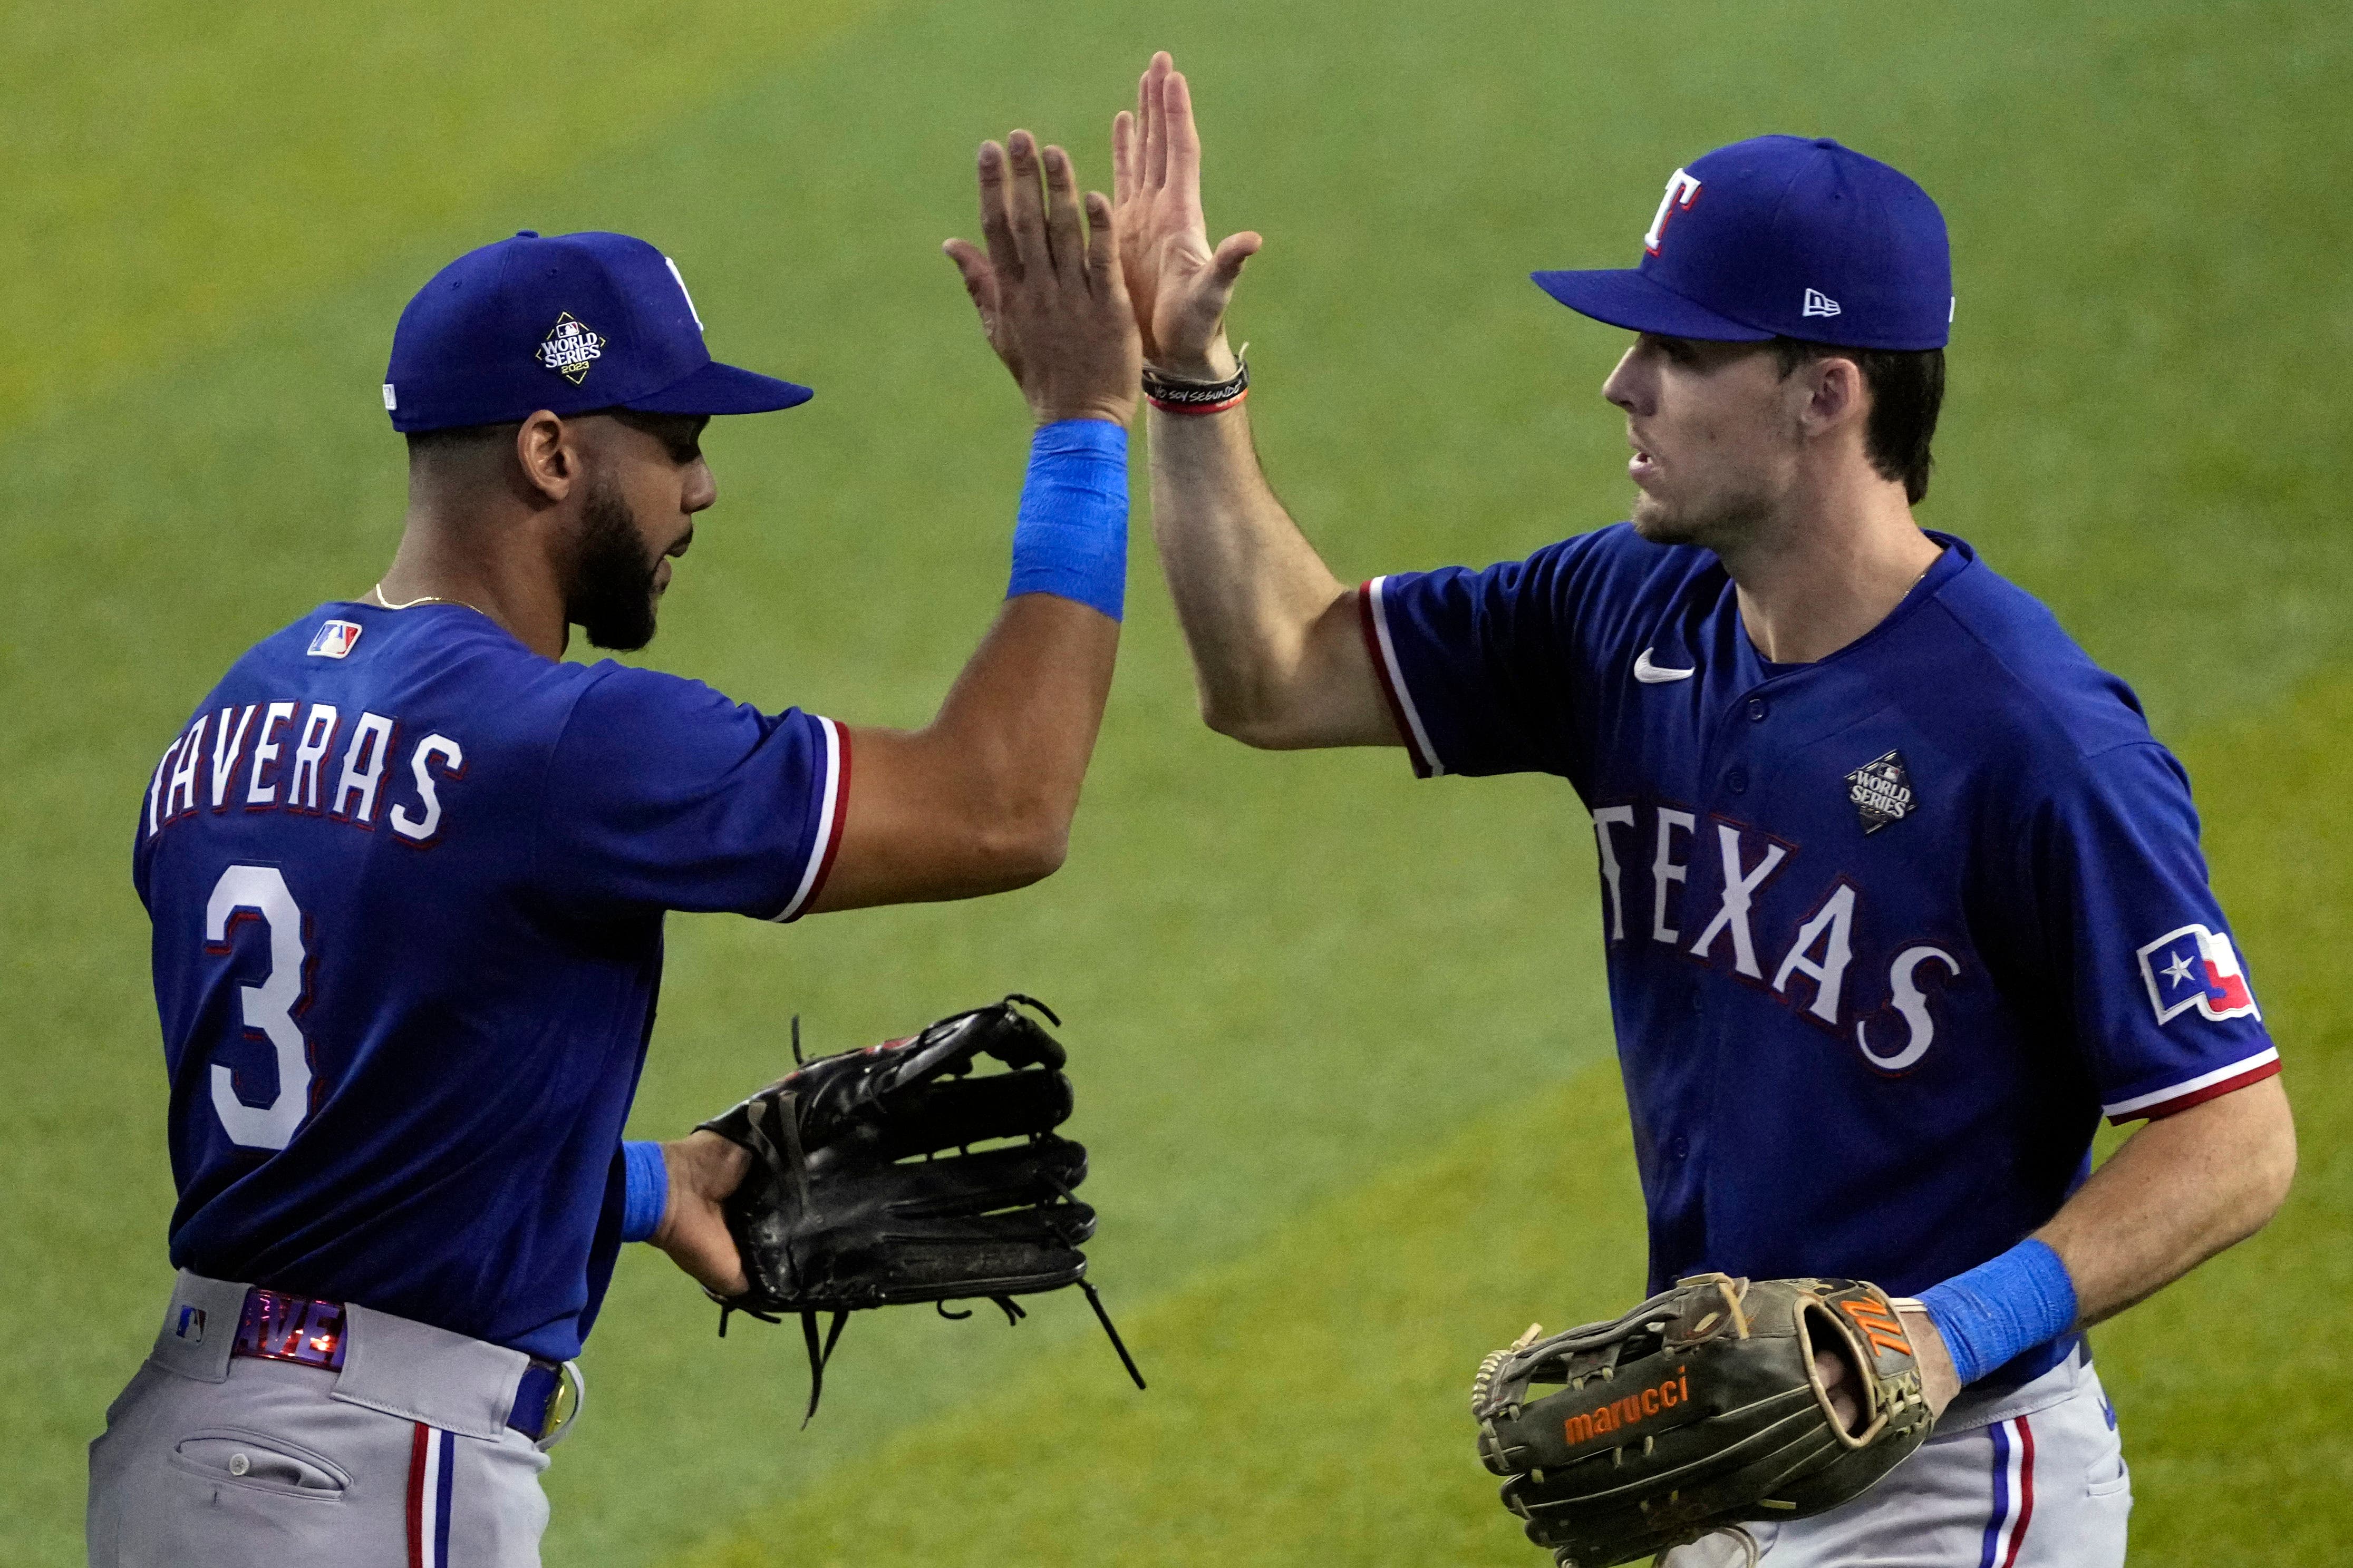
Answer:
[
  {"xmin": 2136, "ymin": 923, "xmax": 2260, "ymax": 1024},
  {"xmin": 306, "ymin": 619, "xmax": 362, "ymax": 658}
]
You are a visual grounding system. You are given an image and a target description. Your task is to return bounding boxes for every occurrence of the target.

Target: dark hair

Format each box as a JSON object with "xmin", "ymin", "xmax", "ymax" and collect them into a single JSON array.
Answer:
[
  {"xmin": 404, "ymin": 420, "xmax": 523, "ymax": 462},
  {"xmin": 1770, "ymin": 339, "xmax": 1944, "ymax": 504}
]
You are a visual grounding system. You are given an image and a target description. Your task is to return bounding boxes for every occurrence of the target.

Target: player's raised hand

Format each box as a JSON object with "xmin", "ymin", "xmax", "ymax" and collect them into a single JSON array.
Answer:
[
  {"xmin": 1112, "ymin": 51, "xmax": 1262, "ymax": 379},
  {"xmin": 944, "ymin": 131, "xmax": 1141, "ymax": 427}
]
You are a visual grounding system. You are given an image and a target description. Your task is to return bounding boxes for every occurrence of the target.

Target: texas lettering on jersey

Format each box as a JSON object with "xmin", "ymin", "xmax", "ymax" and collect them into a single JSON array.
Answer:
[
  {"xmin": 1360, "ymin": 525, "xmax": 2281, "ymax": 1302},
  {"xmin": 141, "ymin": 700, "xmax": 464, "ymax": 848},
  {"xmin": 1592, "ymin": 801, "xmax": 1959, "ymax": 1074}
]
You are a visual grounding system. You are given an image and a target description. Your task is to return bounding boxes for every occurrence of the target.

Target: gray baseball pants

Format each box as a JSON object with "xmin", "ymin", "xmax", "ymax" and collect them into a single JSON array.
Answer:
[
  {"xmin": 1666, "ymin": 1347, "xmax": 2130, "ymax": 1566},
  {"xmin": 89, "ymin": 1271, "xmax": 555, "ymax": 1567}
]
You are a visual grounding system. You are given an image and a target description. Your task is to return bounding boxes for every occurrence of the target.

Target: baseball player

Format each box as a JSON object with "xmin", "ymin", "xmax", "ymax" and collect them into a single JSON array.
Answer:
[
  {"xmin": 1113, "ymin": 53, "xmax": 2294, "ymax": 1564},
  {"xmin": 92, "ymin": 130, "xmax": 1138, "ymax": 1567}
]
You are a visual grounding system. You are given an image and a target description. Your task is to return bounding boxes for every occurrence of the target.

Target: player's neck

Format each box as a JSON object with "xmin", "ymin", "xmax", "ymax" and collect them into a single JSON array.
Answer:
[
  {"xmin": 379, "ymin": 506, "xmax": 573, "ymax": 660},
  {"xmin": 1718, "ymin": 468, "xmax": 1938, "ymax": 667}
]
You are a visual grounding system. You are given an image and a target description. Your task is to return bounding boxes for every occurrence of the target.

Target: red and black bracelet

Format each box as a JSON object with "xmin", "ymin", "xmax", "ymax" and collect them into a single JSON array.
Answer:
[{"xmin": 1144, "ymin": 357, "xmax": 1248, "ymax": 415}]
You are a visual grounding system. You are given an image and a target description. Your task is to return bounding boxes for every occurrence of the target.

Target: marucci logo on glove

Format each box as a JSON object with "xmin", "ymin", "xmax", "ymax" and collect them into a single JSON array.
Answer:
[
  {"xmin": 1473, "ymin": 1274, "xmax": 1932, "ymax": 1567},
  {"xmin": 1561, "ymin": 1367, "xmax": 1691, "ymax": 1447}
]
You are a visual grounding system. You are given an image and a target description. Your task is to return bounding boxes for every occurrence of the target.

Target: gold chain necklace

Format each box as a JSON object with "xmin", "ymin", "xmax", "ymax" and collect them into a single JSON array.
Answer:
[{"xmin": 369, "ymin": 582, "xmax": 488, "ymax": 616}]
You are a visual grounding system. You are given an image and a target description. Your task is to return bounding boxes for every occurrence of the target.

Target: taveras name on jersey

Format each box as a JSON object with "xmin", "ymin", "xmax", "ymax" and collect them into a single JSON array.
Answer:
[{"xmin": 133, "ymin": 602, "xmax": 847, "ymax": 1360}]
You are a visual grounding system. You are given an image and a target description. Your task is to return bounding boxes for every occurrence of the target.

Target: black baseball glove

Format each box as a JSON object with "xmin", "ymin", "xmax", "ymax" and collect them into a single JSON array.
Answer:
[
  {"xmin": 696, "ymin": 995, "xmax": 1142, "ymax": 1421},
  {"xmin": 1471, "ymin": 1273, "xmax": 1934, "ymax": 1566}
]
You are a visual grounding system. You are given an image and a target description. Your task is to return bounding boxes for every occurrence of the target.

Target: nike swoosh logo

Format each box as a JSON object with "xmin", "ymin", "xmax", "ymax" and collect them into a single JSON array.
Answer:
[{"xmin": 1633, "ymin": 648, "xmax": 1697, "ymax": 684}]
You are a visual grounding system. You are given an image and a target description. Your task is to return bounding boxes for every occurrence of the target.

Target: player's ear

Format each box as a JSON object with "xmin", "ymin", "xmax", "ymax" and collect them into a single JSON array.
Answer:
[
  {"xmin": 515, "ymin": 410, "xmax": 577, "ymax": 502},
  {"xmin": 1798, "ymin": 355, "xmax": 1868, "ymax": 443}
]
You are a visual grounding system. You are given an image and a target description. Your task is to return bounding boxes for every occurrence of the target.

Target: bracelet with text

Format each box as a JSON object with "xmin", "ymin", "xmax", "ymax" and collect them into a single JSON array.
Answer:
[{"xmin": 1144, "ymin": 357, "xmax": 1248, "ymax": 415}]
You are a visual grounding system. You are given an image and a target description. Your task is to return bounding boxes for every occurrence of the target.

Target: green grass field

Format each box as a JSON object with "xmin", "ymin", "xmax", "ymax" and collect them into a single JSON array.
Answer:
[{"xmin": 7, "ymin": 1, "xmax": 2348, "ymax": 1562}]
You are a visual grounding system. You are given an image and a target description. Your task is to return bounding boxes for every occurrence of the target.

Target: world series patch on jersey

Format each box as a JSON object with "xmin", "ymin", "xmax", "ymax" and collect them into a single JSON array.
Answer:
[
  {"xmin": 1359, "ymin": 526, "xmax": 2277, "ymax": 1380},
  {"xmin": 134, "ymin": 601, "xmax": 848, "ymax": 1360}
]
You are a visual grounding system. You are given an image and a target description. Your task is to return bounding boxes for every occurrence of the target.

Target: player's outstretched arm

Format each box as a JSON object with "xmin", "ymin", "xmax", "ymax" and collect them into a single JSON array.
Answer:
[
  {"xmin": 1114, "ymin": 52, "xmax": 1398, "ymax": 752},
  {"xmin": 810, "ymin": 132, "xmax": 1140, "ymax": 913}
]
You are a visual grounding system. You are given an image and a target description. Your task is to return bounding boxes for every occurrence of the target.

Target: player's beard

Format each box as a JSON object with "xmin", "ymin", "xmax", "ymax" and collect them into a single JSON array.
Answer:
[
  {"xmin": 1629, "ymin": 467, "xmax": 1779, "ymax": 549},
  {"xmin": 568, "ymin": 475, "xmax": 664, "ymax": 652}
]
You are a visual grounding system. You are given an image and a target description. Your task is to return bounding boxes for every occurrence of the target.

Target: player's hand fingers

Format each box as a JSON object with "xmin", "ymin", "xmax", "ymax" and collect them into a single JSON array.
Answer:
[
  {"xmin": 975, "ymin": 141, "xmax": 1022, "ymax": 281},
  {"xmin": 941, "ymin": 239, "xmax": 1001, "ymax": 326},
  {"xmin": 1112, "ymin": 110, "xmax": 1136, "ymax": 207},
  {"xmin": 1167, "ymin": 68, "xmax": 1206, "ymax": 219},
  {"xmin": 1042, "ymin": 144, "xmax": 1084, "ymax": 279},
  {"xmin": 1143, "ymin": 52, "xmax": 1172, "ymax": 193},
  {"xmin": 1004, "ymin": 130, "xmax": 1050, "ymax": 276},
  {"xmin": 1083, "ymin": 191, "xmax": 1126, "ymax": 303},
  {"xmin": 1813, "ymin": 1347, "xmax": 1864, "ymax": 1434},
  {"xmin": 1212, "ymin": 230, "xmax": 1262, "ymax": 285}
]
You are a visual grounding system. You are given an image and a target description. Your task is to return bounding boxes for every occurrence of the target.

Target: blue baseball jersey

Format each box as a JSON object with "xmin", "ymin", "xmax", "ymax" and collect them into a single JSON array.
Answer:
[
  {"xmin": 133, "ymin": 602, "xmax": 848, "ymax": 1360},
  {"xmin": 1362, "ymin": 526, "xmax": 2274, "ymax": 1348}
]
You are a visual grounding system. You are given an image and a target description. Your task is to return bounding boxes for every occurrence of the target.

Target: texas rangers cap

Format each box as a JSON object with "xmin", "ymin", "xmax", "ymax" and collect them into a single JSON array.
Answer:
[
  {"xmin": 382, "ymin": 230, "xmax": 812, "ymax": 433},
  {"xmin": 1532, "ymin": 135, "xmax": 1952, "ymax": 349}
]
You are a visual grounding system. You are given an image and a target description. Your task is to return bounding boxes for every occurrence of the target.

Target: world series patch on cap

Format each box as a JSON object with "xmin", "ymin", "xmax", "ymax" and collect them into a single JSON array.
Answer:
[
  {"xmin": 1533, "ymin": 134, "xmax": 1954, "ymax": 349},
  {"xmin": 381, "ymin": 230, "xmax": 813, "ymax": 433}
]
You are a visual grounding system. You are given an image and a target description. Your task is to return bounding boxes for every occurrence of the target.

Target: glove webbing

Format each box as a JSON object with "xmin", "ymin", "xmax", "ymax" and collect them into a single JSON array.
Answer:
[
  {"xmin": 1037, "ymin": 1161, "xmax": 1146, "ymax": 1392},
  {"xmin": 707, "ymin": 1085, "xmax": 847, "ymax": 1425},
  {"xmin": 716, "ymin": 1090, "xmax": 1146, "ymax": 1421}
]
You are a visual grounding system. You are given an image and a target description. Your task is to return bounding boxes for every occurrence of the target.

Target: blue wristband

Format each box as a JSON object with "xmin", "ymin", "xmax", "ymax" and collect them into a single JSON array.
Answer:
[
  {"xmin": 1007, "ymin": 419, "xmax": 1129, "ymax": 621},
  {"xmin": 619, "ymin": 1140, "xmax": 669, "ymax": 1243},
  {"xmin": 1916, "ymin": 1238, "xmax": 2078, "ymax": 1386}
]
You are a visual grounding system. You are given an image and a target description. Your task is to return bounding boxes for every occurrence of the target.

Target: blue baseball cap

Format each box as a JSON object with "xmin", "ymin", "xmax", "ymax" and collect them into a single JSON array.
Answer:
[
  {"xmin": 1533, "ymin": 136, "xmax": 1952, "ymax": 350},
  {"xmin": 382, "ymin": 230, "xmax": 812, "ymax": 433}
]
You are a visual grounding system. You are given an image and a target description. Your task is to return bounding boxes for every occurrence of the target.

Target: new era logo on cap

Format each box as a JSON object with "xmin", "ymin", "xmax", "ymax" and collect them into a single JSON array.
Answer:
[{"xmin": 1803, "ymin": 288, "xmax": 1842, "ymax": 318}]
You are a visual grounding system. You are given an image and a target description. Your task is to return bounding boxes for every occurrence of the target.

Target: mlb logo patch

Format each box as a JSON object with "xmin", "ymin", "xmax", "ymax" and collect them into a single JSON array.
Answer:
[
  {"xmin": 2137, "ymin": 923, "xmax": 2260, "ymax": 1024},
  {"xmin": 307, "ymin": 619, "xmax": 363, "ymax": 659},
  {"xmin": 174, "ymin": 1304, "xmax": 206, "ymax": 1344}
]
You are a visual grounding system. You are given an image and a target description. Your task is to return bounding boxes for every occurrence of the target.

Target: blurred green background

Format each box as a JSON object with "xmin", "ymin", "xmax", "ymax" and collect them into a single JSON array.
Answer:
[{"xmin": 6, "ymin": 1, "xmax": 2347, "ymax": 1562}]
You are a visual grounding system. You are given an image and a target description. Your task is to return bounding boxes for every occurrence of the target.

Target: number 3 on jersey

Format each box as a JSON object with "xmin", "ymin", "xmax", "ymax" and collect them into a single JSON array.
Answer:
[{"xmin": 204, "ymin": 864, "xmax": 314, "ymax": 1150}]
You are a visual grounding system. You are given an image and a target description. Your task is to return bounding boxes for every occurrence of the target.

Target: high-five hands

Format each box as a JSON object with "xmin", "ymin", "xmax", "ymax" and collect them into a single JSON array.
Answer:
[
  {"xmin": 1112, "ymin": 52, "xmax": 1262, "ymax": 380},
  {"xmin": 945, "ymin": 132, "xmax": 1142, "ymax": 427}
]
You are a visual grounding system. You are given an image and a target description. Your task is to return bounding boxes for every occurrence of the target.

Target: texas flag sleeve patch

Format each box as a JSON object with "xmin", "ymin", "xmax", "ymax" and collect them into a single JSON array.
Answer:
[{"xmin": 2136, "ymin": 923, "xmax": 2260, "ymax": 1025}]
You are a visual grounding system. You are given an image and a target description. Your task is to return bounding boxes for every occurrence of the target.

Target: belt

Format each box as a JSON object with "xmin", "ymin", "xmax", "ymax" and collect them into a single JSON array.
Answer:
[{"xmin": 231, "ymin": 1287, "xmax": 582, "ymax": 1447}]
